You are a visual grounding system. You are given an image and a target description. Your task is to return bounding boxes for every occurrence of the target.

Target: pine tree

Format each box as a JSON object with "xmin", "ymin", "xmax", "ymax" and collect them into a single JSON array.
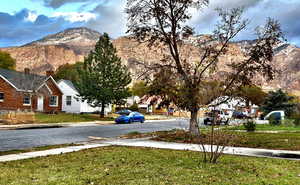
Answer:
[
  {"xmin": 260, "ymin": 89, "xmax": 296, "ymax": 116},
  {"xmin": 76, "ymin": 33, "xmax": 132, "ymax": 117}
]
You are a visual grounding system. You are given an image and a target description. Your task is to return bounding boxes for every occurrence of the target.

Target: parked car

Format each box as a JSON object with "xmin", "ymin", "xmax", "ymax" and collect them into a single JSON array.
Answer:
[
  {"xmin": 204, "ymin": 110, "xmax": 230, "ymax": 125},
  {"xmin": 115, "ymin": 112, "xmax": 145, "ymax": 124},
  {"xmin": 232, "ymin": 111, "xmax": 250, "ymax": 119},
  {"xmin": 264, "ymin": 110, "xmax": 285, "ymax": 121}
]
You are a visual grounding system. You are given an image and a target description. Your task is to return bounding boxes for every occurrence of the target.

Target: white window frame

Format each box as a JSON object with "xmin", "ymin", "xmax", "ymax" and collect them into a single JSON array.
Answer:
[
  {"xmin": 23, "ymin": 94, "xmax": 31, "ymax": 106},
  {"xmin": 66, "ymin": 96, "xmax": 72, "ymax": 106},
  {"xmin": 49, "ymin": 96, "xmax": 58, "ymax": 107},
  {"xmin": 0, "ymin": 92, "xmax": 4, "ymax": 102}
]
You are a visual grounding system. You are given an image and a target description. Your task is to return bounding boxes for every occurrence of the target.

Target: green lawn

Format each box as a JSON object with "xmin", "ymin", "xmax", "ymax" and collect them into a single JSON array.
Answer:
[
  {"xmin": 35, "ymin": 113, "xmax": 114, "ymax": 123},
  {"xmin": 125, "ymin": 129, "xmax": 300, "ymax": 151},
  {"xmin": 232, "ymin": 132, "xmax": 300, "ymax": 150},
  {"xmin": 227, "ymin": 124, "xmax": 300, "ymax": 131},
  {"xmin": 0, "ymin": 146, "xmax": 299, "ymax": 185}
]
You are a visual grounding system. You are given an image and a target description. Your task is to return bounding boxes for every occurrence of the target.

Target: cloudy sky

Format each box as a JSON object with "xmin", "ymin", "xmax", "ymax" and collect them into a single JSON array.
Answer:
[{"xmin": 0, "ymin": 0, "xmax": 299, "ymax": 47}]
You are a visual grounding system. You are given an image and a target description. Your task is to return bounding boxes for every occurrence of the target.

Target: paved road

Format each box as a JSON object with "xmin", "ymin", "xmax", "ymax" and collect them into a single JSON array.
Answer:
[{"xmin": 0, "ymin": 119, "xmax": 189, "ymax": 151}]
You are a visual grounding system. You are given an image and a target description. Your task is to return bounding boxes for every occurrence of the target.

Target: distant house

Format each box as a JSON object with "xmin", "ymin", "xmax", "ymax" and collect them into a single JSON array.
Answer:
[
  {"xmin": 57, "ymin": 80, "xmax": 111, "ymax": 114},
  {"xmin": 209, "ymin": 96, "xmax": 258, "ymax": 116},
  {"xmin": 0, "ymin": 68, "xmax": 62, "ymax": 112}
]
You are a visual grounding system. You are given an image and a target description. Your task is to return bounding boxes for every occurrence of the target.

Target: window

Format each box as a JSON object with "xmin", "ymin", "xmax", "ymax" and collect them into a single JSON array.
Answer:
[
  {"xmin": 0, "ymin": 93, "xmax": 4, "ymax": 102},
  {"xmin": 66, "ymin": 96, "xmax": 72, "ymax": 106},
  {"xmin": 23, "ymin": 94, "xmax": 31, "ymax": 105},
  {"xmin": 49, "ymin": 96, "xmax": 58, "ymax": 106}
]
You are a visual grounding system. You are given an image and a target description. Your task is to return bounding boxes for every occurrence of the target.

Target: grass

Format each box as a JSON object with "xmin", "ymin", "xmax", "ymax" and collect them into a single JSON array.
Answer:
[
  {"xmin": 233, "ymin": 132, "xmax": 300, "ymax": 150},
  {"xmin": 124, "ymin": 129, "xmax": 300, "ymax": 151},
  {"xmin": 0, "ymin": 144, "xmax": 81, "ymax": 156},
  {"xmin": 0, "ymin": 146, "xmax": 299, "ymax": 185},
  {"xmin": 35, "ymin": 113, "xmax": 114, "ymax": 123},
  {"xmin": 227, "ymin": 124, "xmax": 300, "ymax": 131}
]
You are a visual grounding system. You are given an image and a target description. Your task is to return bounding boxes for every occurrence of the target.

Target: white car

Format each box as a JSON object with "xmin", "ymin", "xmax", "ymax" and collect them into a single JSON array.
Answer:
[{"xmin": 264, "ymin": 110, "xmax": 285, "ymax": 120}]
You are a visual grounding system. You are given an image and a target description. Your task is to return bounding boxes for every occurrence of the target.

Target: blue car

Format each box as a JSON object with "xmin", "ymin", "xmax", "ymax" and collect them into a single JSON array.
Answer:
[{"xmin": 115, "ymin": 112, "xmax": 145, "ymax": 124}]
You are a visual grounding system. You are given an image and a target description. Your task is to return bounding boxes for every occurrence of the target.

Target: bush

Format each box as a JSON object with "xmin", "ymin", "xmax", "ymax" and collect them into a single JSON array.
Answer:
[
  {"xmin": 243, "ymin": 121, "xmax": 256, "ymax": 132},
  {"xmin": 294, "ymin": 119, "xmax": 300, "ymax": 126},
  {"xmin": 290, "ymin": 113, "xmax": 300, "ymax": 126},
  {"xmin": 282, "ymin": 119, "xmax": 295, "ymax": 126}
]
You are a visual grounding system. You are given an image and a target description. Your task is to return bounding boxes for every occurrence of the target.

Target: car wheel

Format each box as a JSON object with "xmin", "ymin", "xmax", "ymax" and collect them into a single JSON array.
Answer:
[
  {"xmin": 140, "ymin": 119, "xmax": 144, "ymax": 123},
  {"xmin": 129, "ymin": 119, "xmax": 133, "ymax": 123}
]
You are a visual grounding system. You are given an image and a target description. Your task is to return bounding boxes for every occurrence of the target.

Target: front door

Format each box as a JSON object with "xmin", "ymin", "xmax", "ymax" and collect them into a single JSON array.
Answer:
[{"xmin": 37, "ymin": 96, "xmax": 44, "ymax": 112}]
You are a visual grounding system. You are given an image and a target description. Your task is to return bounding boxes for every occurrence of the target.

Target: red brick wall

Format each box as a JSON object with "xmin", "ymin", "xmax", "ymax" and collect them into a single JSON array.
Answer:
[
  {"xmin": 43, "ymin": 78, "xmax": 62, "ymax": 112},
  {"xmin": 0, "ymin": 77, "xmax": 35, "ymax": 111}
]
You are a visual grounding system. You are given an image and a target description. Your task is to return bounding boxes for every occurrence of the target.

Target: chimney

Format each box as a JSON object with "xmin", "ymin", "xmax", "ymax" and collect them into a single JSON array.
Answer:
[
  {"xmin": 24, "ymin": 68, "xmax": 30, "ymax": 74},
  {"xmin": 46, "ymin": 70, "xmax": 54, "ymax": 77}
]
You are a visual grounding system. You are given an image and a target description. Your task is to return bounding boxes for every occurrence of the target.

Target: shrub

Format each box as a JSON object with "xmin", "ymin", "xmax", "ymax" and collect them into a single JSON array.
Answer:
[
  {"xmin": 282, "ymin": 119, "xmax": 295, "ymax": 126},
  {"xmin": 294, "ymin": 119, "xmax": 300, "ymax": 126},
  {"xmin": 290, "ymin": 113, "xmax": 300, "ymax": 126},
  {"xmin": 243, "ymin": 121, "xmax": 256, "ymax": 132}
]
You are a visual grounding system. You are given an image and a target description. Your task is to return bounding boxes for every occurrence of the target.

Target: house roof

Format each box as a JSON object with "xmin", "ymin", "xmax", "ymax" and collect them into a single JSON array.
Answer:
[
  {"xmin": 58, "ymin": 79, "xmax": 78, "ymax": 92},
  {"xmin": 0, "ymin": 68, "xmax": 48, "ymax": 91}
]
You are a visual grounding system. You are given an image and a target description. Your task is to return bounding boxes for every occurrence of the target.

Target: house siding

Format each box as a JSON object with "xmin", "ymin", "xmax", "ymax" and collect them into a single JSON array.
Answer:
[
  {"xmin": 58, "ymin": 80, "xmax": 112, "ymax": 114},
  {"xmin": 0, "ymin": 77, "xmax": 35, "ymax": 111}
]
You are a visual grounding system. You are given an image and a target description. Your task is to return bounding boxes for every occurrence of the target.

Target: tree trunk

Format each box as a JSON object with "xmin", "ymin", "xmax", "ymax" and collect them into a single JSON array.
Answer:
[
  {"xmin": 100, "ymin": 103, "xmax": 105, "ymax": 118},
  {"xmin": 189, "ymin": 109, "xmax": 200, "ymax": 136}
]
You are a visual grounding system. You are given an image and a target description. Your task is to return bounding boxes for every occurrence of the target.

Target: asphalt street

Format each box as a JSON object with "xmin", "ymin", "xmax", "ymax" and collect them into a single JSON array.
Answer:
[{"xmin": 0, "ymin": 119, "xmax": 189, "ymax": 151}]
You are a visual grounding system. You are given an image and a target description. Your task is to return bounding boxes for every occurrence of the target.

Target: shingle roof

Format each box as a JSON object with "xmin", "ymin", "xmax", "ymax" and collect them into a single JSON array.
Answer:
[{"xmin": 0, "ymin": 68, "xmax": 48, "ymax": 91}]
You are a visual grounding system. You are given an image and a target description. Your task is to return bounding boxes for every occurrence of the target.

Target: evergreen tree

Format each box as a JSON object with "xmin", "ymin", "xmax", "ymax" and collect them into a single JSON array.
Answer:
[
  {"xmin": 76, "ymin": 33, "xmax": 132, "ymax": 117},
  {"xmin": 260, "ymin": 89, "xmax": 296, "ymax": 116},
  {"xmin": 0, "ymin": 51, "xmax": 16, "ymax": 70}
]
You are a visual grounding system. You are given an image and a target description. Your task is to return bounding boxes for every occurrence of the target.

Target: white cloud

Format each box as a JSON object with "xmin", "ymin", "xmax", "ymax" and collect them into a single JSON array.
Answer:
[
  {"xmin": 52, "ymin": 12, "xmax": 97, "ymax": 22},
  {"xmin": 25, "ymin": 11, "xmax": 38, "ymax": 22}
]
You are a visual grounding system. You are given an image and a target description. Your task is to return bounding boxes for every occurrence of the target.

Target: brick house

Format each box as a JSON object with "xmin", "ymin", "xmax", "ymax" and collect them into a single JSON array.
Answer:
[{"xmin": 0, "ymin": 68, "xmax": 63, "ymax": 113}]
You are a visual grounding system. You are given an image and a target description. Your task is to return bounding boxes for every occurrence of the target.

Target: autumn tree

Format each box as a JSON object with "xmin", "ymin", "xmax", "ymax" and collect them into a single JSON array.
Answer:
[
  {"xmin": 126, "ymin": 0, "xmax": 283, "ymax": 136},
  {"xmin": 76, "ymin": 33, "xmax": 132, "ymax": 118},
  {"xmin": 236, "ymin": 85, "xmax": 267, "ymax": 106},
  {"xmin": 0, "ymin": 51, "xmax": 16, "ymax": 70},
  {"xmin": 54, "ymin": 62, "xmax": 83, "ymax": 83},
  {"xmin": 131, "ymin": 81, "xmax": 149, "ymax": 97}
]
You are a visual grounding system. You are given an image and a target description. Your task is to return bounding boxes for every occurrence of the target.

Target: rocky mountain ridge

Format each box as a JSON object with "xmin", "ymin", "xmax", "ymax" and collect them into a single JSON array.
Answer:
[{"xmin": 1, "ymin": 27, "xmax": 300, "ymax": 95}]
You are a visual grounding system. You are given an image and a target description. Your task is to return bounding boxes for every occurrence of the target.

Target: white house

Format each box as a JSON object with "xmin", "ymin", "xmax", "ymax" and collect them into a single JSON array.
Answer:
[
  {"xmin": 209, "ymin": 96, "xmax": 258, "ymax": 116},
  {"xmin": 57, "ymin": 80, "xmax": 111, "ymax": 114}
]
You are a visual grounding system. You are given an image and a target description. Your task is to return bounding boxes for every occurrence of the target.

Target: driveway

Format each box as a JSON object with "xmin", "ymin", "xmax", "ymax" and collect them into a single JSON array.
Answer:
[{"xmin": 0, "ymin": 119, "xmax": 189, "ymax": 151}]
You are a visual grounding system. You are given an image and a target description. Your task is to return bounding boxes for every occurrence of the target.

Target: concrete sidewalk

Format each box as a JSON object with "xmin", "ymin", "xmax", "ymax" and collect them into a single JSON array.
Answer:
[
  {"xmin": 1, "ymin": 137, "xmax": 300, "ymax": 162},
  {"xmin": 0, "ymin": 143, "xmax": 111, "ymax": 162}
]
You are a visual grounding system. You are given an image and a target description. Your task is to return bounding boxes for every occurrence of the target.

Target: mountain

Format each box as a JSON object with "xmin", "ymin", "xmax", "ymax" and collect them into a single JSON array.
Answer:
[
  {"xmin": 0, "ymin": 27, "xmax": 99, "ymax": 73},
  {"xmin": 25, "ymin": 27, "xmax": 101, "ymax": 55},
  {"xmin": 1, "ymin": 27, "xmax": 300, "ymax": 95}
]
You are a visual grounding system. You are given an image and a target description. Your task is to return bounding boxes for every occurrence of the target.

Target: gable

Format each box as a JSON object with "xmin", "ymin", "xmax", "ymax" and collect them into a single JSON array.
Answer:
[
  {"xmin": 0, "ymin": 68, "xmax": 46, "ymax": 91},
  {"xmin": 0, "ymin": 76, "xmax": 16, "ymax": 92},
  {"xmin": 58, "ymin": 81, "xmax": 78, "ymax": 95},
  {"xmin": 44, "ymin": 77, "xmax": 63, "ymax": 95}
]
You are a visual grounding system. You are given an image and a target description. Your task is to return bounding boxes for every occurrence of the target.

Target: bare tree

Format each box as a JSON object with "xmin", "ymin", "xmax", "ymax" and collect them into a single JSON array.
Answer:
[{"xmin": 126, "ymin": 0, "xmax": 283, "ymax": 136}]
